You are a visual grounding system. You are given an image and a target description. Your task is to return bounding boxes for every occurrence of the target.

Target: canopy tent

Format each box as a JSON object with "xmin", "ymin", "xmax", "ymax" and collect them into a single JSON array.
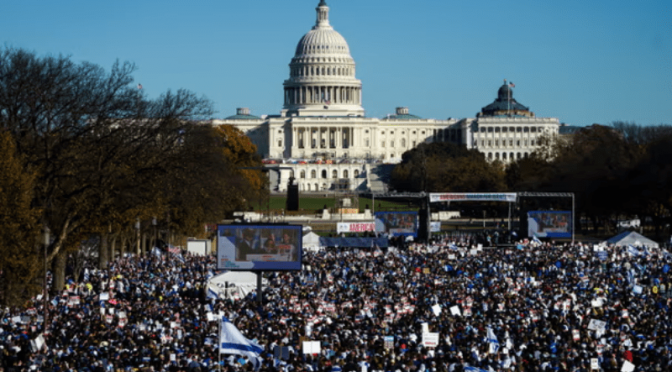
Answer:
[
  {"xmin": 319, "ymin": 237, "xmax": 388, "ymax": 248},
  {"xmin": 207, "ymin": 271, "xmax": 267, "ymax": 301},
  {"xmin": 302, "ymin": 232, "xmax": 322, "ymax": 252},
  {"xmin": 604, "ymin": 231, "xmax": 659, "ymax": 249}
]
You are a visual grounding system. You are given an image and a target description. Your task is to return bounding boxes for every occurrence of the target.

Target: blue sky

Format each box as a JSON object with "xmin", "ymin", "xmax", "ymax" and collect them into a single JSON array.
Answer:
[{"xmin": 2, "ymin": 0, "xmax": 670, "ymax": 126}]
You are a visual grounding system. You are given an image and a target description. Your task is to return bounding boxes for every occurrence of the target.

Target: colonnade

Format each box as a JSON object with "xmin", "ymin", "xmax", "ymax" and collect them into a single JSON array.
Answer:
[
  {"xmin": 293, "ymin": 126, "xmax": 355, "ymax": 150},
  {"xmin": 284, "ymin": 85, "xmax": 361, "ymax": 106}
]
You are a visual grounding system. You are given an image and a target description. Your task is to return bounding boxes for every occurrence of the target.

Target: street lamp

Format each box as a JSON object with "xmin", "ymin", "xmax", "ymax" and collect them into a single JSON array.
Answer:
[
  {"xmin": 43, "ymin": 225, "xmax": 50, "ymax": 332},
  {"xmin": 135, "ymin": 218, "xmax": 141, "ymax": 255}
]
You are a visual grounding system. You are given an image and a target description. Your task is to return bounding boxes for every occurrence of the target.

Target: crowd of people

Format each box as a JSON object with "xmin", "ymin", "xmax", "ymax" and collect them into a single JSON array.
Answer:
[{"xmin": 1, "ymin": 235, "xmax": 671, "ymax": 372}]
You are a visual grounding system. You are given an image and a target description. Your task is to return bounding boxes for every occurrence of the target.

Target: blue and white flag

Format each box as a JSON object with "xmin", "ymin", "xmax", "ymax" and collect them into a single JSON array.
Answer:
[
  {"xmin": 220, "ymin": 316, "xmax": 263, "ymax": 370},
  {"xmin": 151, "ymin": 247, "xmax": 163, "ymax": 258},
  {"xmin": 532, "ymin": 236, "xmax": 542, "ymax": 245},
  {"xmin": 627, "ymin": 245, "xmax": 640, "ymax": 257},
  {"xmin": 464, "ymin": 366, "xmax": 489, "ymax": 372},
  {"xmin": 449, "ymin": 244, "xmax": 459, "ymax": 251},
  {"xmin": 486, "ymin": 327, "xmax": 499, "ymax": 354}
]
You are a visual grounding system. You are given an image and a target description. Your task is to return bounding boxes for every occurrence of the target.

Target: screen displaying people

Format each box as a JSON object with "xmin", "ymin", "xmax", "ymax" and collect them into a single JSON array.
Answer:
[{"xmin": 233, "ymin": 227, "xmax": 299, "ymax": 262}]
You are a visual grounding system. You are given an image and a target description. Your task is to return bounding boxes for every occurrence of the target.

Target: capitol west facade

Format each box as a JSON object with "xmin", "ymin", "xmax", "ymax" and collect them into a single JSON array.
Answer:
[{"xmin": 214, "ymin": 1, "xmax": 560, "ymax": 192}]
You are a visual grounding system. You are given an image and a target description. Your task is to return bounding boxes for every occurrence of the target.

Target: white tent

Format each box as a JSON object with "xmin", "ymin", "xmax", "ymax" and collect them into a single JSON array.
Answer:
[
  {"xmin": 302, "ymin": 232, "xmax": 322, "ymax": 252},
  {"xmin": 604, "ymin": 231, "xmax": 659, "ymax": 249},
  {"xmin": 207, "ymin": 271, "xmax": 267, "ymax": 300}
]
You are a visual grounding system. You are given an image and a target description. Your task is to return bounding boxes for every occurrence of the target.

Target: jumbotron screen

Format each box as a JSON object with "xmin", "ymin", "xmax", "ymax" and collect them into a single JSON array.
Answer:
[
  {"xmin": 217, "ymin": 224, "xmax": 302, "ymax": 271},
  {"xmin": 374, "ymin": 211, "xmax": 418, "ymax": 237},
  {"xmin": 527, "ymin": 211, "xmax": 572, "ymax": 239}
]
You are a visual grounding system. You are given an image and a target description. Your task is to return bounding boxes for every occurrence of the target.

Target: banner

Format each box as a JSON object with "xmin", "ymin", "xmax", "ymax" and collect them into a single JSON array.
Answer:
[
  {"xmin": 430, "ymin": 221, "xmax": 441, "ymax": 232},
  {"xmin": 429, "ymin": 193, "xmax": 517, "ymax": 203},
  {"xmin": 337, "ymin": 222, "xmax": 375, "ymax": 234}
]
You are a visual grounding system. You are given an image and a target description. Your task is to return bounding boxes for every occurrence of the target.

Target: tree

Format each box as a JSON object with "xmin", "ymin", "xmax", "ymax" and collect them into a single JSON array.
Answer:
[
  {"xmin": 0, "ymin": 130, "xmax": 42, "ymax": 306},
  {"xmin": 391, "ymin": 143, "xmax": 506, "ymax": 192},
  {"xmin": 0, "ymin": 48, "xmax": 215, "ymax": 290}
]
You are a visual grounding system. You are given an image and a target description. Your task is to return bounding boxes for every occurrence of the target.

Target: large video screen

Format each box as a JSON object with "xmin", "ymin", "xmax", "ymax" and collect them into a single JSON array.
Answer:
[
  {"xmin": 217, "ymin": 225, "xmax": 302, "ymax": 271},
  {"xmin": 374, "ymin": 211, "xmax": 418, "ymax": 237},
  {"xmin": 527, "ymin": 211, "xmax": 572, "ymax": 238}
]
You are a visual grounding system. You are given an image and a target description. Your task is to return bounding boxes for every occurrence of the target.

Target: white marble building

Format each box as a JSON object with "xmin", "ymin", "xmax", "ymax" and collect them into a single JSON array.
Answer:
[{"xmin": 213, "ymin": 1, "xmax": 559, "ymax": 192}]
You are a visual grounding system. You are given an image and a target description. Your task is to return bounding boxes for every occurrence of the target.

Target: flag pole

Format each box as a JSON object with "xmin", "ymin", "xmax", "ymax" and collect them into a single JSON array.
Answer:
[{"xmin": 218, "ymin": 316, "xmax": 222, "ymax": 371}]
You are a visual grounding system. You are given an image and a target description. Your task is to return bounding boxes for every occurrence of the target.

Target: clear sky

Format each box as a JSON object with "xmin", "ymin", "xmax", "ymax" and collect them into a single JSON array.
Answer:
[{"xmin": 2, "ymin": 0, "xmax": 670, "ymax": 126}]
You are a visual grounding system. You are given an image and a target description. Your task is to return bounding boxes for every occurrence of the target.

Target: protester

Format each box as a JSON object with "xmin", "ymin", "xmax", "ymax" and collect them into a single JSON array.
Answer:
[{"xmin": 1, "ymin": 237, "xmax": 671, "ymax": 372}]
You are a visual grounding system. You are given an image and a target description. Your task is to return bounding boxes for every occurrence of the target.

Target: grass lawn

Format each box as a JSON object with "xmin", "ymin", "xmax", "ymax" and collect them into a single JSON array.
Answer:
[{"xmin": 266, "ymin": 195, "xmax": 417, "ymax": 213}]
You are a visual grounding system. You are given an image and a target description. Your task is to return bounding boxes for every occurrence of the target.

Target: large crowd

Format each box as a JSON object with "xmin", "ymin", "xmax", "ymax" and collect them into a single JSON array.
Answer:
[{"xmin": 1, "ymin": 235, "xmax": 671, "ymax": 372}]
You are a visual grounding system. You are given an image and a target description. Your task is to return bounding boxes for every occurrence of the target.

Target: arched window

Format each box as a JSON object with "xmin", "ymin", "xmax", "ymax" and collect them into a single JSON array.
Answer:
[
  {"xmin": 321, "ymin": 170, "xmax": 327, "ymax": 179},
  {"xmin": 495, "ymin": 153, "xmax": 500, "ymax": 160},
  {"xmin": 311, "ymin": 170, "xmax": 316, "ymax": 179},
  {"xmin": 488, "ymin": 152, "xmax": 493, "ymax": 159},
  {"xmin": 401, "ymin": 139, "xmax": 406, "ymax": 147},
  {"xmin": 343, "ymin": 170, "xmax": 349, "ymax": 178},
  {"xmin": 300, "ymin": 170, "xmax": 306, "ymax": 179},
  {"xmin": 502, "ymin": 153, "xmax": 507, "ymax": 160},
  {"xmin": 307, "ymin": 184, "xmax": 311, "ymax": 191},
  {"xmin": 517, "ymin": 153, "xmax": 522, "ymax": 159},
  {"xmin": 315, "ymin": 183, "xmax": 318, "ymax": 190},
  {"xmin": 332, "ymin": 170, "xmax": 338, "ymax": 178},
  {"xmin": 354, "ymin": 170, "xmax": 359, "ymax": 178},
  {"xmin": 510, "ymin": 152, "xmax": 514, "ymax": 160}
]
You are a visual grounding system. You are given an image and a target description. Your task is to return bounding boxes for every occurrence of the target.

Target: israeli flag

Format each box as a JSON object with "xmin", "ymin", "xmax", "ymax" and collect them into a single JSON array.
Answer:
[
  {"xmin": 486, "ymin": 327, "xmax": 499, "ymax": 354},
  {"xmin": 464, "ymin": 367, "xmax": 489, "ymax": 372},
  {"xmin": 449, "ymin": 244, "xmax": 459, "ymax": 251},
  {"xmin": 627, "ymin": 245, "xmax": 639, "ymax": 257},
  {"xmin": 532, "ymin": 236, "xmax": 542, "ymax": 245},
  {"xmin": 220, "ymin": 316, "xmax": 263, "ymax": 370}
]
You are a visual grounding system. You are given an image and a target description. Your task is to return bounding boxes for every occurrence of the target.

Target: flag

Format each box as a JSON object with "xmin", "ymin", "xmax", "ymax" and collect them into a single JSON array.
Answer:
[
  {"xmin": 627, "ymin": 245, "xmax": 639, "ymax": 257},
  {"xmin": 464, "ymin": 367, "xmax": 489, "ymax": 372},
  {"xmin": 137, "ymin": 84, "xmax": 143, "ymax": 89},
  {"xmin": 168, "ymin": 246, "xmax": 181, "ymax": 255},
  {"xmin": 509, "ymin": 82, "xmax": 515, "ymax": 88},
  {"xmin": 486, "ymin": 327, "xmax": 499, "ymax": 354},
  {"xmin": 532, "ymin": 236, "xmax": 541, "ymax": 245},
  {"xmin": 220, "ymin": 316, "xmax": 263, "ymax": 370}
]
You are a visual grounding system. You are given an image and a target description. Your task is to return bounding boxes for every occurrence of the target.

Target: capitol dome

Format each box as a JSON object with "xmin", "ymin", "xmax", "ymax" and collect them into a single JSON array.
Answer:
[{"xmin": 282, "ymin": 1, "xmax": 364, "ymax": 117}]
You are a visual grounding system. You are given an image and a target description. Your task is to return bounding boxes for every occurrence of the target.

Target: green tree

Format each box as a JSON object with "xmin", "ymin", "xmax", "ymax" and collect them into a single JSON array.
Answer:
[{"xmin": 391, "ymin": 143, "xmax": 506, "ymax": 192}]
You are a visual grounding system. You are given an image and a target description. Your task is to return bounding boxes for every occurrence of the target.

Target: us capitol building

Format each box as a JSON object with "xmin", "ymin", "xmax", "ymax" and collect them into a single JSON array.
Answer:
[{"xmin": 212, "ymin": 1, "xmax": 560, "ymax": 193}]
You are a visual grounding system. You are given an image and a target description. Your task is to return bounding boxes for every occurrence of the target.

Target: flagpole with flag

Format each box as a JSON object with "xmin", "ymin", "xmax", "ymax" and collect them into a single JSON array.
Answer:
[{"xmin": 219, "ymin": 316, "xmax": 263, "ymax": 370}]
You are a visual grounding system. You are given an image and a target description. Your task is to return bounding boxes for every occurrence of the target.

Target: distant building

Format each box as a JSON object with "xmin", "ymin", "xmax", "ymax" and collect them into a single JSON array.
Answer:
[{"xmin": 214, "ymin": 1, "xmax": 561, "ymax": 192}]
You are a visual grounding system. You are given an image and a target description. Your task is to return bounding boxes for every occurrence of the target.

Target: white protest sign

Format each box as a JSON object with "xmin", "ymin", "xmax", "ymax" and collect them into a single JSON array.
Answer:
[
  {"xmin": 431, "ymin": 304, "xmax": 441, "ymax": 317},
  {"xmin": 422, "ymin": 332, "xmax": 440, "ymax": 348},
  {"xmin": 99, "ymin": 292, "xmax": 109, "ymax": 301},
  {"xmin": 587, "ymin": 319, "xmax": 607, "ymax": 332},
  {"xmin": 633, "ymin": 285, "xmax": 643, "ymax": 295},
  {"xmin": 421, "ymin": 323, "xmax": 429, "ymax": 334},
  {"xmin": 590, "ymin": 358, "xmax": 599, "ymax": 370},
  {"xmin": 450, "ymin": 306, "xmax": 461, "ymax": 316},
  {"xmin": 621, "ymin": 360, "xmax": 635, "ymax": 372},
  {"xmin": 302, "ymin": 341, "xmax": 321, "ymax": 355}
]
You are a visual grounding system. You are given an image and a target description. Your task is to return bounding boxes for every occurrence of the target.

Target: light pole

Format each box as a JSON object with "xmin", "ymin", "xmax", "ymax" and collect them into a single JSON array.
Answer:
[
  {"xmin": 135, "ymin": 218, "xmax": 141, "ymax": 255},
  {"xmin": 152, "ymin": 217, "xmax": 157, "ymax": 249},
  {"xmin": 43, "ymin": 226, "xmax": 50, "ymax": 332}
]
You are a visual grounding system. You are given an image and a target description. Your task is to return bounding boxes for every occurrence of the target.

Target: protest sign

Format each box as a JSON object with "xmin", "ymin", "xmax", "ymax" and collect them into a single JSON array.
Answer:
[{"xmin": 422, "ymin": 332, "xmax": 439, "ymax": 348}]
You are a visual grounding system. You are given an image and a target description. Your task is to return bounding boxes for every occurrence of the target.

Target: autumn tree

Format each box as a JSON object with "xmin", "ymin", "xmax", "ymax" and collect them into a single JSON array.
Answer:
[
  {"xmin": 0, "ymin": 130, "xmax": 42, "ymax": 306},
  {"xmin": 0, "ymin": 48, "xmax": 214, "ymax": 290}
]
